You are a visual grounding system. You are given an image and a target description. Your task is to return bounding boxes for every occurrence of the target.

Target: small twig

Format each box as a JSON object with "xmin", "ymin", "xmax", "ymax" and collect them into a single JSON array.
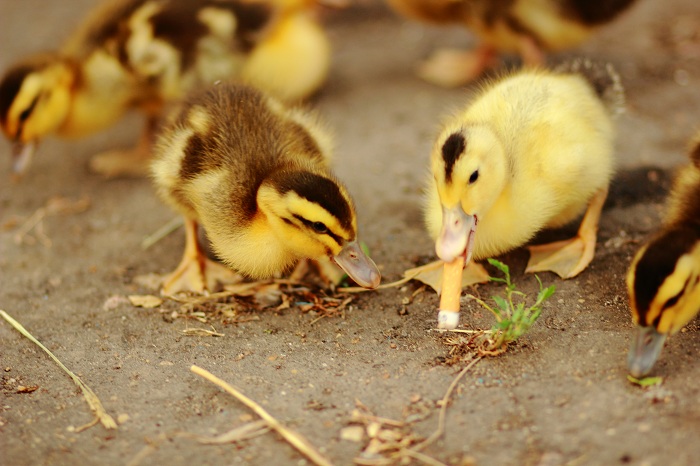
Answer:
[
  {"xmin": 126, "ymin": 433, "xmax": 168, "ymax": 466},
  {"xmin": 339, "ymin": 261, "xmax": 443, "ymax": 293},
  {"xmin": 0, "ymin": 310, "xmax": 117, "ymax": 430},
  {"xmin": 13, "ymin": 208, "xmax": 47, "ymax": 245},
  {"xmin": 401, "ymin": 448, "xmax": 450, "ymax": 466},
  {"xmin": 179, "ymin": 419, "xmax": 271, "ymax": 444},
  {"xmin": 309, "ymin": 315, "xmax": 328, "ymax": 325},
  {"xmin": 141, "ymin": 217, "xmax": 184, "ymax": 250},
  {"xmin": 181, "ymin": 328, "xmax": 225, "ymax": 337},
  {"xmin": 430, "ymin": 328, "xmax": 493, "ymax": 335},
  {"xmin": 190, "ymin": 365, "xmax": 334, "ymax": 466},
  {"xmin": 411, "ymin": 357, "xmax": 483, "ymax": 453}
]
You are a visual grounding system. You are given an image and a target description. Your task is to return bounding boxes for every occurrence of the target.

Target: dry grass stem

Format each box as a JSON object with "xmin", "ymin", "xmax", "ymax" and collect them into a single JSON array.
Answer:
[
  {"xmin": 141, "ymin": 216, "xmax": 183, "ymax": 250},
  {"xmin": 431, "ymin": 328, "xmax": 493, "ymax": 335},
  {"xmin": 13, "ymin": 196, "xmax": 90, "ymax": 247},
  {"xmin": 412, "ymin": 357, "xmax": 482, "ymax": 453},
  {"xmin": 190, "ymin": 365, "xmax": 333, "ymax": 466},
  {"xmin": 0, "ymin": 310, "xmax": 117, "ymax": 430},
  {"xmin": 340, "ymin": 261, "xmax": 444, "ymax": 293},
  {"xmin": 181, "ymin": 419, "xmax": 271, "ymax": 444},
  {"xmin": 181, "ymin": 328, "xmax": 225, "ymax": 337}
]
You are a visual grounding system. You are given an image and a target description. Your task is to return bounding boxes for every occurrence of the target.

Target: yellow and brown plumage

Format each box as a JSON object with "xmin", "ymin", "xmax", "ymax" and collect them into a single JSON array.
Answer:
[
  {"xmin": 626, "ymin": 133, "xmax": 700, "ymax": 378},
  {"xmin": 424, "ymin": 61, "xmax": 624, "ymax": 284},
  {"xmin": 386, "ymin": 0, "xmax": 637, "ymax": 87},
  {"xmin": 0, "ymin": 0, "xmax": 330, "ymax": 176},
  {"xmin": 151, "ymin": 82, "xmax": 380, "ymax": 295}
]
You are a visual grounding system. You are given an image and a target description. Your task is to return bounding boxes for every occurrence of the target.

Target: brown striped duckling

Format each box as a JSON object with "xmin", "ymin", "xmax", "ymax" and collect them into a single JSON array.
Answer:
[
  {"xmin": 150, "ymin": 82, "xmax": 380, "ymax": 295},
  {"xmin": 385, "ymin": 0, "xmax": 636, "ymax": 87},
  {"xmin": 627, "ymin": 133, "xmax": 700, "ymax": 378},
  {"xmin": 0, "ymin": 0, "xmax": 331, "ymax": 177}
]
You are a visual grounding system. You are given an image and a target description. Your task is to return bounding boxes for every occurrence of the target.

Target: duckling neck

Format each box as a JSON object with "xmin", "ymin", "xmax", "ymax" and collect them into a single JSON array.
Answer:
[
  {"xmin": 56, "ymin": 52, "xmax": 135, "ymax": 138},
  {"xmin": 207, "ymin": 211, "xmax": 299, "ymax": 279}
]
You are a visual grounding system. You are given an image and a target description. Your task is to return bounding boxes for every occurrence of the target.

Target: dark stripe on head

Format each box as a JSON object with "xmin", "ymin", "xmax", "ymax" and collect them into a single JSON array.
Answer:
[
  {"xmin": 632, "ymin": 228, "xmax": 698, "ymax": 326},
  {"xmin": 293, "ymin": 214, "xmax": 343, "ymax": 246},
  {"xmin": 0, "ymin": 64, "xmax": 38, "ymax": 127},
  {"xmin": 660, "ymin": 277, "xmax": 689, "ymax": 312},
  {"xmin": 275, "ymin": 172, "xmax": 353, "ymax": 232},
  {"xmin": 442, "ymin": 132, "xmax": 466, "ymax": 182}
]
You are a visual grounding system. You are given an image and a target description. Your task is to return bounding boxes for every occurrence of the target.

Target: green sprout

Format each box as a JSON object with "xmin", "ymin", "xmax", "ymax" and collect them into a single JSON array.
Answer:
[
  {"xmin": 467, "ymin": 259, "xmax": 556, "ymax": 354},
  {"xmin": 627, "ymin": 375, "xmax": 663, "ymax": 387}
]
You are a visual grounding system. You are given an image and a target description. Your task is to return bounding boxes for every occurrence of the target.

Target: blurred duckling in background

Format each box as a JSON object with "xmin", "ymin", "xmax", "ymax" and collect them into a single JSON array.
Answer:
[
  {"xmin": 385, "ymin": 0, "xmax": 636, "ymax": 87},
  {"xmin": 425, "ymin": 60, "xmax": 624, "ymax": 283},
  {"xmin": 627, "ymin": 133, "xmax": 700, "ymax": 378},
  {"xmin": 0, "ymin": 0, "xmax": 331, "ymax": 178},
  {"xmin": 151, "ymin": 82, "xmax": 380, "ymax": 295}
]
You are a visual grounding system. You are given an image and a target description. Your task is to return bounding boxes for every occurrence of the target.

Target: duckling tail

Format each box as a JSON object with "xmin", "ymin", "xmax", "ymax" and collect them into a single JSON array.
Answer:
[{"xmin": 556, "ymin": 58, "xmax": 625, "ymax": 118}]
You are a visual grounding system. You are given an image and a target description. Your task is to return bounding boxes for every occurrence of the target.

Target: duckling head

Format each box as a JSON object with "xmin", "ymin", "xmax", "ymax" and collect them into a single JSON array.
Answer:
[
  {"xmin": 257, "ymin": 169, "xmax": 381, "ymax": 289},
  {"xmin": 0, "ymin": 54, "xmax": 75, "ymax": 174},
  {"xmin": 626, "ymin": 231, "xmax": 700, "ymax": 377},
  {"xmin": 430, "ymin": 125, "xmax": 507, "ymax": 263}
]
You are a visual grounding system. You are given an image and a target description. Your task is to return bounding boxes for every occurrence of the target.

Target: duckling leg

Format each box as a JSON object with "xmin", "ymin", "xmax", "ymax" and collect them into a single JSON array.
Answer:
[
  {"xmin": 162, "ymin": 218, "xmax": 243, "ymax": 295},
  {"xmin": 89, "ymin": 115, "xmax": 157, "ymax": 178},
  {"xmin": 525, "ymin": 188, "xmax": 608, "ymax": 279},
  {"xmin": 288, "ymin": 258, "xmax": 346, "ymax": 287},
  {"xmin": 516, "ymin": 35, "xmax": 545, "ymax": 67},
  {"xmin": 417, "ymin": 44, "xmax": 497, "ymax": 88}
]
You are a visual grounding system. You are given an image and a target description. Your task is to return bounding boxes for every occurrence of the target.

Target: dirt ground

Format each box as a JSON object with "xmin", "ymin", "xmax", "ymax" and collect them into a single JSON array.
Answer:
[{"xmin": 2, "ymin": 1, "xmax": 700, "ymax": 465}]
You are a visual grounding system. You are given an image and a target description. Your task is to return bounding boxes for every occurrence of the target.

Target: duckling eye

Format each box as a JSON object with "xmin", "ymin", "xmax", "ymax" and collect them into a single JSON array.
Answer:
[
  {"xmin": 469, "ymin": 170, "xmax": 479, "ymax": 184},
  {"xmin": 312, "ymin": 221, "xmax": 328, "ymax": 234}
]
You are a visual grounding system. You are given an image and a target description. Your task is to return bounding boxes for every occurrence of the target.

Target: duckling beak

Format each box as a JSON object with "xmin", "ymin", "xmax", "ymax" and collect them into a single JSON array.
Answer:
[
  {"xmin": 627, "ymin": 325, "xmax": 668, "ymax": 378},
  {"xmin": 333, "ymin": 240, "xmax": 381, "ymax": 289},
  {"xmin": 436, "ymin": 205, "xmax": 477, "ymax": 263},
  {"xmin": 12, "ymin": 140, "xmax": 36, "ymax": 175}
]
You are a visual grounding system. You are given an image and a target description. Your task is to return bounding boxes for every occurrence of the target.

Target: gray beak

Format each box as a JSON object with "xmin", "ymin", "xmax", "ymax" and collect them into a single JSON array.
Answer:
[
  {"xmin": 333, "ymin": 240, "xmax": 381, "ymax": 289},
  {"xmin": 436, "ymin": 205, "xmax": 476, "ymax": 263},
  {"xmin": 627, "ymin": 325, "xmax": 668, "ymax": 378},
  {"xmin": 12, "ymin": 140, "xmax": 36, "ymax": 175}
]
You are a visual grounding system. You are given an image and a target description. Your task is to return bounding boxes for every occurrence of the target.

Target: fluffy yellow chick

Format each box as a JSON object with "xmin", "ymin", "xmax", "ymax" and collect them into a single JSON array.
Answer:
[
  {"xmin": 151, "ymin": 82, "xmax": 380, "ymax": 295},
  {"xmin": 0, "ymin": 0, "xmax": 331, "ymax": 177},
  {"xmin": 627, "ymin": 133, "xmax": 700, "ymax": 378},
  {"xmin": 425, "ymin": 60, "xmax": 624, "ymax": 283},
  {"xmin": 386, "ymin": 0, "xmax": 637, "ymax": 87}
]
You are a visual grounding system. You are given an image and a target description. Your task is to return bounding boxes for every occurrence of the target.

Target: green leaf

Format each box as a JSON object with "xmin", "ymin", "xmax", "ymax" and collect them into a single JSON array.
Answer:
[
  {"xmin": 536, "ymin": 285, "xmax": 556, "ymax": 304},
  {"xmin": 492, "ymin": 295, "xmax": 509, "ymax": 313},
  {"xmin": 487, "ymin": 258, "xmax": 510, "ymax": 276}
]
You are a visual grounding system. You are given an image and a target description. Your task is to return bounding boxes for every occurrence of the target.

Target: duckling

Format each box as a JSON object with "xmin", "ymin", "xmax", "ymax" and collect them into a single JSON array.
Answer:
[
  {"xmin": 424, "ymin": 60, "xmax": 624, "ymax": 283},
  {"xmin": 385, "ymin": 0, "xmax": 636, "ymax": 87},
  {"xmin": 0, "ymin": 0, "xmax": 331, "ymax": 177},
  {"xmin": 150, "ymin": 82, "xmax": 380, "ymax": 295},
  {"xmin": 626, "ymin": 133, "xmax": 700, "ymax": 378}
]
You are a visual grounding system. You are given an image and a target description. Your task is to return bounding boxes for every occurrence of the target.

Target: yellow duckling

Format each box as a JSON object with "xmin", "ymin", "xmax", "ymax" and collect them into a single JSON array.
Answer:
[
  {"xmin": 0, "ymin": 0, "xmax": 331, "ymax": 177},
  {"xmin": 150, "ymin": 82, "xmax": 381, "ymax": 295},
  {"xmin": 385, "ymin": 0, "xmax": 637, "ymax": 87},
  {"xmin": 627, "ymin": 133, "xmax": 700, "ymax": 378},
  {"xmin": 425, "ymin": 61, "xmax": 624, "ymax": 283}
]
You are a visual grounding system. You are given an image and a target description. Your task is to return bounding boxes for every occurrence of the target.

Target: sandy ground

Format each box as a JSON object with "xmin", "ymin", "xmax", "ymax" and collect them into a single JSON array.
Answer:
[{"xmin": 2, "ymin": 1, "xmax": 700, "ymax": 465}]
